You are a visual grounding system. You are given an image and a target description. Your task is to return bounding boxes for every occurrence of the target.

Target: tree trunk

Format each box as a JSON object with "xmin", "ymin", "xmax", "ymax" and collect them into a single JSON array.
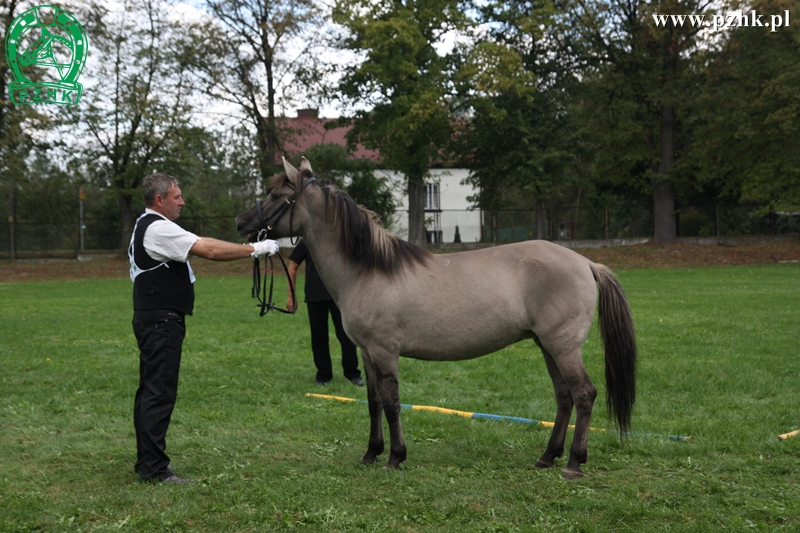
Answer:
[
  {"xmin": 652, "ymin": 176, "xmax": 676, "ymax": 243},
  {"xmin": 652, "ymin": 102, "xmax": 677, "ymax": 243},
  {"xmin": 535, "ymin": 198, "xmax": 545, "ymax": 240},
  {"xmin": 264, "ymin": 46, "xmax": 277, "ymax": 186},
  {"xmin": 653, "ymin": 28, "xmax": 678, "ymax": 244},
  {"xmin": 119, "ymin": 191, "xmax": 134, "ymax": 251},
  {"xmin": 1, "ymin": 0, "xmax": 19, "ymax": 123},
  {"xmin": 407, "ymin": 175, "xmax": 427, "ymax": 246},
  {"xmin": 255, "ymin": 115, "xmax": 271, "ymax": 191}
]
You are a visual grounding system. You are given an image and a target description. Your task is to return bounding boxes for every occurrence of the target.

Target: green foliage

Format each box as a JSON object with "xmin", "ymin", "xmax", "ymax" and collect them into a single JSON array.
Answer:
[
  {"xmin": 455, "ymin": 0, "xmax": 590, "ymax": 237},
  {"xmin": 333, "ymin": 0, "xmax": 469, "ymax": 243},
  {"xmin": 64, "ymin": 0, "xmax": 196, "ymax": 248},
  {"xmin": 1, "ymin": 265, "xmax": 799, "ymax": 531},
  {"xmin": 691, "ymin": 0, "xmax": 800, "ymax": 211},
  {"xmin": 3, "ymin": 0, "xmax": 798, "ymax": 256},
  {"xmin": 196, "ymin": 0, "xmax": 325, "ymax": 186},
  {"xmin": 292, "ymin": 143, "xmax": 396, "ymax": 226}
]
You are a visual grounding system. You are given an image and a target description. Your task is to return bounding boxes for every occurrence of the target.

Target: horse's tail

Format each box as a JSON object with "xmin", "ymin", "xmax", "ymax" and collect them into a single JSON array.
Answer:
[{"xmin": 590, "ymin": 263, "xmax": 637, "ymax": 436}]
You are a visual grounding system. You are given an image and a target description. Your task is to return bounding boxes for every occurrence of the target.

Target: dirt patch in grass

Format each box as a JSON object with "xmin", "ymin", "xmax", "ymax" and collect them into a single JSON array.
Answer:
[
  {"xmin": 1, "ymin": 240, "xmax": 798, "ymax": 283},
  {"xmin": 575, "ymin": 240, "xmax": 800, "ymax": 270}
]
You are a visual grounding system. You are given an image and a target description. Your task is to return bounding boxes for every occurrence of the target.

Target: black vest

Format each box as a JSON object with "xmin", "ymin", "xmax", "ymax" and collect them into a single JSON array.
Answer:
[{"xmin": 131, "ymin": 213, "xmax": 195, "ymax": 315}]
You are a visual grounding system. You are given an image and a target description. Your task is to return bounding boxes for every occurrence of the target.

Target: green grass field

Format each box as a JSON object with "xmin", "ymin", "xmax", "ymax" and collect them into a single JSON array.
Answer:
[{"xmin": 1, "ymin": 264, "xmax": 798, "ymax": 532}]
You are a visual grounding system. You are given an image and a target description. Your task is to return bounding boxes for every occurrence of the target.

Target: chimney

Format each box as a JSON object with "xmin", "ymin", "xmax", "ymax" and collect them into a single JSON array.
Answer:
[{"xmin": 297, "ymin": 108, "xmax": 319, "ymax": 119}]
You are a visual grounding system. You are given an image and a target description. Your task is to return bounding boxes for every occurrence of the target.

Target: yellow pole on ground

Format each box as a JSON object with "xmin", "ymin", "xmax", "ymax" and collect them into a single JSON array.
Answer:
[{"xmin": 304, "ymin": 393, "xmax": 693, "ymax": 440}]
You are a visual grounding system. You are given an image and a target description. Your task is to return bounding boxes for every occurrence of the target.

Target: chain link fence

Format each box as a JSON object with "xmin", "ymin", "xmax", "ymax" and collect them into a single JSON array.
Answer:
[
  {"xmin": 1, "ymin": 185, "xmax": 797, "ymax": 258},
  {"xmin": 481, "ymin": 203, "xmax": 799, "ymax": 243},
  {"xmin": 0, "ymin": 186, "xmax": 249, "ymax": 259}
]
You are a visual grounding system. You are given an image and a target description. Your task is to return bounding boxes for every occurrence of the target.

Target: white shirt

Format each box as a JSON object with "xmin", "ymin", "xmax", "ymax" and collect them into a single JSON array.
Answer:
[
  {"xmin": 142, "ymin": 208, "xmax": 199, "ymax": 263},
  {"xmin": 129, "ymin": 209, "xmax": 199, "ymax": 283}
]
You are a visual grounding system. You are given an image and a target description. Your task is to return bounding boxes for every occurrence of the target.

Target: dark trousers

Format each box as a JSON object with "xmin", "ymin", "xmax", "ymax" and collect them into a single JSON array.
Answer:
[
  {"xmin": 132, "ymin": 310, "xmax": 185, "ymax": 481},
  {"xmin": 307, "ymin": 300, "xmax": 361, "ymax": 382}
]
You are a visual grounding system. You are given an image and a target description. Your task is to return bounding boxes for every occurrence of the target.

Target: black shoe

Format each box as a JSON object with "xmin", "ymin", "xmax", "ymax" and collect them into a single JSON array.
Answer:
[
  {"xmin": 162, "ymin": 474, "xmax": 194, "ymax": 484},
  {"xmin": 350, "ymin": 377, "xmax": 365, "ymax": 387}
]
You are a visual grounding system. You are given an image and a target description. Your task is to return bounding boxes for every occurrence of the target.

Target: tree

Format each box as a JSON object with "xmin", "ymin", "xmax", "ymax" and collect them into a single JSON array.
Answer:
[
  {"xmin": 191, "ymin": 0, "xmax": 324, "ymax": 189},
  {"xmin": 299, "ymin": 143, "xmax": 396, "ymax": 226},
  {"xmin": 568, "ymin": 0, "xmax": 714, "ymax": 243},
  {"xmin": 692, "ymin": 0, "xmax": 800, "ymax": 212},
  {"xmin": 159, "ymin": 125, "xmax": 260, "ymax": 241},
  {"xmin": 332, "ymin": 0, "xmax": 469, "ymax": 246},
  {"xmin": 1, "ymin": 0, "xmax": 51, "ymax": 257},
  {"xmin": 0, "ymin": 0, "xmax": 34, "ymax": 152},
  {"xmin": 456, "ymin": 0, "xmax": 588, "ymax": 240},
  {"xmin": 68, "ymin": 0, "xmax": 196, "ymax": 249}
]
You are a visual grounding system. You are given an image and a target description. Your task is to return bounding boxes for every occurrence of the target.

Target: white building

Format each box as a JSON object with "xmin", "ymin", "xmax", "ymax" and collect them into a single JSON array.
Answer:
[
  {"xmin": 279, "ymin": 110, "xmax": 482, "ymax": 245},
  {"xmin": 380, "ymin": 169, "xmax": 483, "ymax": 244}
]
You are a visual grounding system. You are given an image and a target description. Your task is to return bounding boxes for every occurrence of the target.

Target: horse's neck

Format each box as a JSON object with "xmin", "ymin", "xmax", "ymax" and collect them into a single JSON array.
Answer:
[{"xmin": 302, "ymin": 221, "xmax": 357, "ymax": 303}]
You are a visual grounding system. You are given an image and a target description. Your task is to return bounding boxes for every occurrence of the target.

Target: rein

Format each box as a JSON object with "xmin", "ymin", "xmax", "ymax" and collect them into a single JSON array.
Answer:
[
  {"xmin": 252, "ymin": 246, "xmax": 295, "ymax": 316},
  {"xmin": 250, "ymin": 176, "xmax": 317, "ymax": 316}
]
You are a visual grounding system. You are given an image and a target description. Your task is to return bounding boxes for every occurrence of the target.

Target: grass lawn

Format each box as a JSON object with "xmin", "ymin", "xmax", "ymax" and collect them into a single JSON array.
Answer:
[{"xmin": 1, "ymin": 263, "xmax": 798, "ymax": 532}]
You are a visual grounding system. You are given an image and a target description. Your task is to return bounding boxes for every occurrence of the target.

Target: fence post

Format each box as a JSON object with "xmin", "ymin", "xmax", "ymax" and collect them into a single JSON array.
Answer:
[
  {"xmin": 79, "ymin": 186, "xmax": 85, "ymax": 251},
  {"xmin": 8, "ymin": 175, "xmax": 15, "ymax": 260}
]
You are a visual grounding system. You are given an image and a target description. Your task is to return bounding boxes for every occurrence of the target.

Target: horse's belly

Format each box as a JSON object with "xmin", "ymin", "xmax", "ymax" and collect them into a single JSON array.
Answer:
[{"xmin": 399, "ymin": 326, "xmax": 535, "ymax": 361}]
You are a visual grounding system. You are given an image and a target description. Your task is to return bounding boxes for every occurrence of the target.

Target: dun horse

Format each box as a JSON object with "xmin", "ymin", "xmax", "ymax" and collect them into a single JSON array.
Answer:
[{"xmin": 236, "ymin": 158, "xmax": 637, "ymax": 478}]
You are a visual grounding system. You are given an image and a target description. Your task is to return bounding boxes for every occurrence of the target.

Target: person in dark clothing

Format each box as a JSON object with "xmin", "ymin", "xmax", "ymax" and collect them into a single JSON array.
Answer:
[
  {"xmin": 129, "ymin": 173, "xmax": 279, "ymax": 484},
  {"xmin": 286, "ymin": 239, "xmax": 364, "ymax": 387}
]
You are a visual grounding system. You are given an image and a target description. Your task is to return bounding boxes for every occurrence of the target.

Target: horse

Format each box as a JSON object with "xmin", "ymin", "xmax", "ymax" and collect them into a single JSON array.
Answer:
[{"xmin": 236, "ymin": 158, "xmax": 637, "ymax": 479}]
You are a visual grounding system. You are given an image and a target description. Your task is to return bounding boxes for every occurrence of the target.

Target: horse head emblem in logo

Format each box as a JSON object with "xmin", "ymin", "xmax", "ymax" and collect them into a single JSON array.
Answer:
[{"xmin": 5, "ymin": 4, "xmax": 88, "ymax": 106}]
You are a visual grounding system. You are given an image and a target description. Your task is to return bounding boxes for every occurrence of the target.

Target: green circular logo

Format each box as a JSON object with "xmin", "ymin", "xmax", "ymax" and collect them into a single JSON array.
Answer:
[{"xmin": 5, "ymin": 4, "xmax": 88, "ymax": 106}]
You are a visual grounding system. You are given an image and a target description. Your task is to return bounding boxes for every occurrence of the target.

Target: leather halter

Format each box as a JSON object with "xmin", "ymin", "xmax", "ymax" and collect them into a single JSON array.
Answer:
[
  {"xmin": 254, "ymin": 176, "xmax": 317, "ymax": 239},
  {"xmin": 250, "ymin": 176, "xmax": 317, "ymax": 316}
]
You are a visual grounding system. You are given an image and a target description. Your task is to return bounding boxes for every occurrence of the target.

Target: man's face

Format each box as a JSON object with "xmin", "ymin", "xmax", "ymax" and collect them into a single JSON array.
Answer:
[{"xmin": 156, "ymin": 184, "xmax": 184, "ymax": 221}]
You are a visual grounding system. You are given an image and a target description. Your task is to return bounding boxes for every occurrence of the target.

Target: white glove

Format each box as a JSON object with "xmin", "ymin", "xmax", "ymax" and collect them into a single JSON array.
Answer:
[{"xmin": 251, "ymin": 239, "xmax": 279, "ymax": 258}]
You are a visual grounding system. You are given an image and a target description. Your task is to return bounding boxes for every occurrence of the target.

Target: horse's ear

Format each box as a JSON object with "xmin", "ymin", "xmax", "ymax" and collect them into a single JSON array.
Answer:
[
  {"xmin": 283, "ymin": 157, "xmax": 299, "ymax": 183},
  {"xmin": 300, "ymin": 157, "xmax": 313, "ymax": 174}
]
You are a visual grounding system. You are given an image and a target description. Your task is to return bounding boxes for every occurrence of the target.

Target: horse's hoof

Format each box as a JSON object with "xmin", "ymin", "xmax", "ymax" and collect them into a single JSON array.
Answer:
[
  {"xmin": 561, "ymin": 468, "xmax": 587, "ymax": 480},
  {"xmin": 535, "ymin": 460, "xmax": 554, "ymax": 469},
  {"xmin": 360, "ymin": 456, "xmax": 377, "ymax": 465},
  {"xmin": 383, "ymin": 463, "xmax": 403, "ymax": 471}
]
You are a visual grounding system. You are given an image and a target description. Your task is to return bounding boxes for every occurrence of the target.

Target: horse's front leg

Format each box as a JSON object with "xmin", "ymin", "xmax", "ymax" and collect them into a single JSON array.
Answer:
[
  {"xmin": 359, "ymin": 349, "xmax": 385, "ymax": 465},
  {"xmin": 365, "ymin": 348, "xmax": 406, "ymax": 469}
]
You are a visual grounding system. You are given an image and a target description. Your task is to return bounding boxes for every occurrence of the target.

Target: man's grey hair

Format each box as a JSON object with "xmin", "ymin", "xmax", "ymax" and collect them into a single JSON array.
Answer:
[{"xmin": 142, "ymin": 173, "xmax": 179, "ymax": 207}]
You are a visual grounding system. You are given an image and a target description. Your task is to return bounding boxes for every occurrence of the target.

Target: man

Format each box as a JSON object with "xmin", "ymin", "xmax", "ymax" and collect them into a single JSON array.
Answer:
[
  {"xmin": 129, "ymin": 173, "xmax": 279, "ymax": 484},
  {"xmin": 286, "ymin": 239, "xmax": 364, "ymax": 387}
]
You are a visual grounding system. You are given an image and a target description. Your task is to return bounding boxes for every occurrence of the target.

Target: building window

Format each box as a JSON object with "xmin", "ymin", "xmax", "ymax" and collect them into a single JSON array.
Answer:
[
  {"xmin": 426, "ymin": 230, "xmax": 443, "ymax": 244},
  {"xmin": 425, "ymin": 183, "xmax": 440, "ymax": 211}
]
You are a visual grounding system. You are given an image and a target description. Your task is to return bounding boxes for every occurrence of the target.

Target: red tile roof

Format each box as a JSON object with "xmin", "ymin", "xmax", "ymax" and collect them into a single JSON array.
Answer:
[{"xmin": 278, "ymin": 110, "xmax": 381, "ymax": 162}]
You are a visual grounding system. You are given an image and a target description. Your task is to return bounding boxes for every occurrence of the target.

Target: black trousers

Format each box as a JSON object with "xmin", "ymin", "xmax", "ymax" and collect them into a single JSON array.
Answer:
[
  {"xmin": 132, "ymin": 309, "xmax": 185, "ymax": 481},
  {"xmin": 307, "ymin": 300, "xmax": 361, "ymax": 382}
]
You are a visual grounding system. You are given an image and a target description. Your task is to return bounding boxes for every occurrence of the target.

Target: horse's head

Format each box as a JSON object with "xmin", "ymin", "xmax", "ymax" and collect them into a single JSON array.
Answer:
[{"xmin": 235, "ymin": 157, "xmax": 316, "ymax": 240}]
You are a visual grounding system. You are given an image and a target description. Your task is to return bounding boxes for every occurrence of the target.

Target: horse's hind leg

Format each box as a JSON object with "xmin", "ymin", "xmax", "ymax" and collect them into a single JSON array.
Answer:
[
  {"xmin": 552, "ymin": 350, "xmax": 597, "ymax": 479},
  {"xmin": 359, "ymin": 350, "xmax": 385, "ymax": 465},
  {"xmin": 535, "ymin": 348, "xmax": 574, "ymax": 470}
]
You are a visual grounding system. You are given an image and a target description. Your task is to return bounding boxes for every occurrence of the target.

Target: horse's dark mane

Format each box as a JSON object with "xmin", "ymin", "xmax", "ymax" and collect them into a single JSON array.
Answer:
[
  {"xmin": 274, "ymin": 169, "xmax": 431, "ymax": 276},
  {"xmin": 267, "ymin": 172, "xmax": 293, "ymax": 192}
]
